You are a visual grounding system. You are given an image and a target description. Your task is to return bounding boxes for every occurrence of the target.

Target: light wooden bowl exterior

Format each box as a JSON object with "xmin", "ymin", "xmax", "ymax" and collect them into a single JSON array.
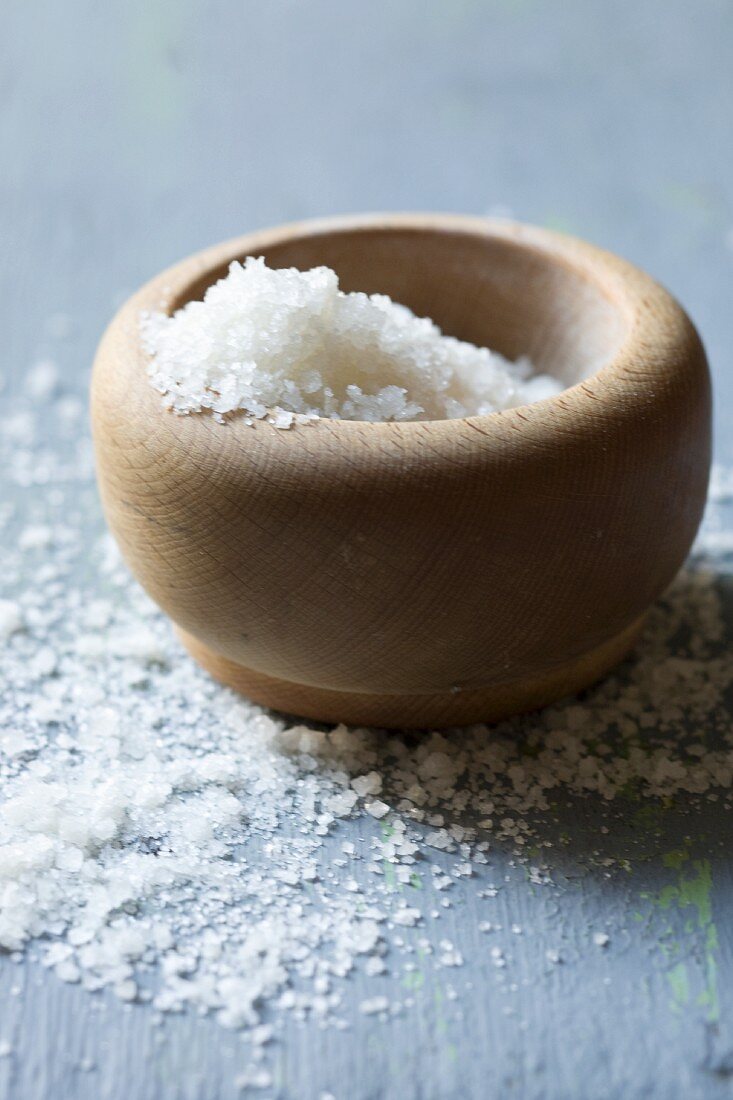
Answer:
[{"xmin": 91, "ymin": 214, "xmax": 711, "ymax": 728}]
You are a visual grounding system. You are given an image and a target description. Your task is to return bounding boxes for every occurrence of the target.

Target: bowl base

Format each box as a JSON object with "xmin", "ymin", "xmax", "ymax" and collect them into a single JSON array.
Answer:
[{"xmin": 175, "ymin": 616, "xmax": 646, "ymax": 730}]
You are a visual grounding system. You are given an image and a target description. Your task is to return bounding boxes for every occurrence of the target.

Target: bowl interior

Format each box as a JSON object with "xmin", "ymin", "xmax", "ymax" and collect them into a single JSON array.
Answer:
[{"xmin": 173, "ymin": 224, "xmax": 630, "ymax": 387}]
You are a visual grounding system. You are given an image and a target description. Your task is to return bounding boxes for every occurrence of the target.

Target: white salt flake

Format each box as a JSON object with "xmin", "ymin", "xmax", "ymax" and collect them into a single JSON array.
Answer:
[
  {"xmin": 142, "ymin": 258, "xmax": 561, "ymax": 424},
  {"xmin": 0, "ymin": 599, "xmax": 24, "ymax": 640},
  {"xmin": 18, "ymin": 524, "xmax": 54, "ymax": 551},
  {"xmin": 392, "ymin": 908, "xmax": 421, "ymax": 928},
  {"xmin": 235, "ymin": 1068, "xmax": 272, "ymax": 1090},
  {"xmin": 365, "ymin": 800, "xmax": 390, "ymax": 820},
  {"xmin": 350, "ymin": 771, "xmax": 383, "ymax": 798},
  {"xmin": 26, "ymin": 359, "xmax": 59, "ymax": 400}
]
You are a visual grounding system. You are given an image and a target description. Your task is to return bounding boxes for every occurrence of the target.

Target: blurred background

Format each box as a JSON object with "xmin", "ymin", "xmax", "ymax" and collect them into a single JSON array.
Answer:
[{"xmin": 3, "ymin": 0, "xmax": 732, "ymax": 442}]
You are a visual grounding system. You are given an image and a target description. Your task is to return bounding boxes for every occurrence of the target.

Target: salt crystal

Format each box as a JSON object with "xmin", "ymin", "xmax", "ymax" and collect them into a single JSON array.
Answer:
[
  {"xmin": 269, "ymin": 408, "xmax": 295, "ymax": 430},
  {"xmin": 0, "ymin": 599, "xmax": 24, "ymax": 640},
  {"xmin": 359, "ymin": 996, "xmax": 389, "ymax": 1015},
  {"xmin": 235, "ymin": 1068, "xmax": 272, "ymax": 1090},
  {"xmin": 425, "ymin": 829, "xmax": 454, "ymax": 850},
  {"xmin": 142, "ymin": 258, "xmax": 561, "ymax": 424},
  {"xmin": 365, "ymin": 800, "xmax": 390, "ymax": 819},
  {"xmin": 350, "ymin": 772, "xmax": 383, "ymax": 798},
  {"xmin": 56, "ymin": 960, "xmax": 81, "ymax": 984},
  {"xmin": 18, "ymin": 524, "xmax": 54, "ymax": 551},
  {"xmin": 392, "ymin": 908, "xmax": 421, "ymax": 927},
  {"xmin": 327, "ymin": 790, "xmax": 358, "ymax": 817},
  {"xmin": 26, "ymin": 359, "xmax": 59, "ymax": 400},
  {"xmin": 251, "ymin": 1024, "xmax": 273, "ymax": 1046},
  {"xmin": 439, "ymin": 946, "xmax": 464, "ymax": 967}
]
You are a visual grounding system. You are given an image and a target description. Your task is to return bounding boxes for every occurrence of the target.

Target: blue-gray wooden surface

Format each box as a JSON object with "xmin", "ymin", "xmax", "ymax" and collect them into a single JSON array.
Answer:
[{"xmin": 2, "ymin": 2, "xmax": 733, "ymax": 1098}]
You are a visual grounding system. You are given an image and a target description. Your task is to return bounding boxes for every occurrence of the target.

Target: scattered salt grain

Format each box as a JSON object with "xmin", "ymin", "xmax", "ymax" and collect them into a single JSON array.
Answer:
[
  {"xmin": 393, "ymin": 908, "xmax": 421, "ymax": 928},
  {"xmin": 18, "ymin": 524, "xmax": 54, "ymax": 551},
  {"xmin": 25, "ymin": 359, "xmax": 59, "ymax": 401},
  {"xmin": 142, "ymin": 258, "xmax": 561, "ymax": 424},
  {"xmin": 351, "ymin": 772, "xmax": 383, "ymax": 798},
  {"xmin": 55, "ymin": 960, "xmax": 81, "ymax": 984},
  {"xmin": 251, "ymin": 1024, "xmax": 274, "ymax": 1047},
  {"xmin": 235, "ymin": 1068, "xmax": 272, "ymax": 1091},
  {"xmin": 5, "ymin": 365, "xmax": 733, "ymax": 1089},
  {"xmin": 0, "ymin": 599, "xmax": 23, "ymax": 640},
  {"xmin": 359, "ymin": 996, "xmax": 389, "ymax": 1015},
  {"xmin": 439, "ymin": 942, "xmax": 464, "ymax": 967},
  {"xmin": 365, "ymin": 800, "xmax": 390, "ymax": 820}
]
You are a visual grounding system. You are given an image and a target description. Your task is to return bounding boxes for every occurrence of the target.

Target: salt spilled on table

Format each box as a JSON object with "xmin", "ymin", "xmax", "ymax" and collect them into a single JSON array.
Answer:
[
  {"xmin": 4, "ymin": 347, "xmax": 733, "ymax": 1087},
  {"xmin": 141, "ymin": 257, "xmax": 562, "ymax": 425}
]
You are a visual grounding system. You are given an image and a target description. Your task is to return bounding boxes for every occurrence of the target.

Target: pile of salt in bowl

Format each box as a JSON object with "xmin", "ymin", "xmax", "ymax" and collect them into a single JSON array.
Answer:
[{"xmin": 142, "ymin": 257, "xmax": 562, "ymax": 425}]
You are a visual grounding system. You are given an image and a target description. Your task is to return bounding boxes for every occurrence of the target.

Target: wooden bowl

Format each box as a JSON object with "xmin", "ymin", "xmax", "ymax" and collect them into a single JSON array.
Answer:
[{"xmin": 91, "ymin": 214, "xmax": 711, "ymax": 729}]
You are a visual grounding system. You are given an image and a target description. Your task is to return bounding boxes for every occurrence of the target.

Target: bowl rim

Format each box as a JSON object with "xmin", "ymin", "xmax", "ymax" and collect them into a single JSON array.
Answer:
[{"xmin": 128, "ymin": 211, "xmax": 696, "ymax": 437}]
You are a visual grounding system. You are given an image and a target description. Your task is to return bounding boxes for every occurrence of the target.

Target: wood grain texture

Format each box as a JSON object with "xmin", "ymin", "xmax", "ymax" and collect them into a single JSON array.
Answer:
[{"xmin": 91, "ymin": 215, "xmax": 711, "ymax": 727}]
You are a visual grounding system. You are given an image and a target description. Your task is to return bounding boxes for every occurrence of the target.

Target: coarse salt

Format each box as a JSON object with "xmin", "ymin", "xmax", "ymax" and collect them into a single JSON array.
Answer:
[
  {"xmin": 3, "ymin": 355, "xmax": 733, "ymax": 1087},
  {"xmin": 142, "ymin": 258, "xmax": 562, "ymax": 424}
]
